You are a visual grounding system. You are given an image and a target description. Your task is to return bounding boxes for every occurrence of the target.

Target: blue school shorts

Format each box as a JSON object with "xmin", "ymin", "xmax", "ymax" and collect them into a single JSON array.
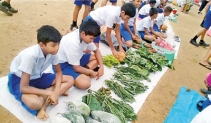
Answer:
[
  {"xmin": 203, "ymin": 11, "xmax": 211, "ymax": 29},
  {"xmin": 153, "ymin": 24, "xmax": 161, "ymax": 32},
  {"xmin": 74, "ymin": 0, "xmax": 91, "ymax": 6},
  {"xmin": 138, "ymin": 14, "xmax": 147, "ymax": 19},
  {"xmin": 83, "ymin": 15, "xmax": 100, "ymax": 43},
  {"xmin": 158, "ymin": 8, "xmax": 163, "ymax": 13},
  {"xmin": 7, "ymin": 73, "xmax": 55, "ymax": 116},
  {"xmin": 57, "ymin": 54, "xmax": 91, "ymax": 80},
  {"xmin": 120, "ymin": 23, "xmax": 134, "ymax": 41},
  {"xmin": 110, "ymin": 0, "xmax": 117, "ymax": 3},
  {"xmin": 138, "ymin": 31, "xmax": 152, "ymax": 39}
]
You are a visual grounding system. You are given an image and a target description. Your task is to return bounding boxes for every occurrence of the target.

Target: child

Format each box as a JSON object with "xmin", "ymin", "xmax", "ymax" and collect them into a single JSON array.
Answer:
[
  {"xmin": 57, "ymin": 19, "xmax": 104, "ymax": 90},
  {"xmin": 120, "ymin": 0, "xmax": 142, "ymax": 47},
  {"xmin": 136, "ymin": 8, "xmax": 160, "ymax": 43},
  {"xmin": 8, "ymin": 26, "xmax": 74, "ymax": 120},
  {"xmin": 138, "ymin": 0, "xmax": 156, "ymax": 19},
  {"xmin": 153, "ymin": 6, "xmax": 173, "ymax": 38},
  {"xmin": 190, "ymin": 1, "xmax": 211, "ymax": 47},
  {"xmin": 83, "ymin": 3, "xmax": 136, "ymax": 56},
  {"xmin": 0, "ymin": 0, "xmax": 18, "ymax": 16},
  {"xmin": 70, "ymin": 0, "xmax": 91, "ymax": 31}
]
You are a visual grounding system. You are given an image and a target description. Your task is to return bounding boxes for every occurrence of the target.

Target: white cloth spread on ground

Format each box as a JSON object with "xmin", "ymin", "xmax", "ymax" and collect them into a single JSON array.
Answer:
[{"xmin": 0, "ymin": 20, "xmax": 180, "ymax": 123}]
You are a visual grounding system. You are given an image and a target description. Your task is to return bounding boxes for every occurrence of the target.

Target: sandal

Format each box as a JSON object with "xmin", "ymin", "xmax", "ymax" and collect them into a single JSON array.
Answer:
[
  {"xmin": 199, "ymin": 63, "xmax": 211, "ymax": 70},
  {"xmin": 70, "ymin": 24, "xmax": 78, "ymax": 31}
]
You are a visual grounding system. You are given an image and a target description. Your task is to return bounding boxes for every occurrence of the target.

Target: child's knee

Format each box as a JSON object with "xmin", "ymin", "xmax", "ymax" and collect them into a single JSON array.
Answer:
[
  {"xmin": 125, "ymin": 41, "xmax": 133, "ymax": 47},
  {"xmin": 75, "ymin": 74, "xmax": 91, "ymax": 90},
  {"xmin": 23, "ymin": 96, "xmax": 42, "ymax": 110}
]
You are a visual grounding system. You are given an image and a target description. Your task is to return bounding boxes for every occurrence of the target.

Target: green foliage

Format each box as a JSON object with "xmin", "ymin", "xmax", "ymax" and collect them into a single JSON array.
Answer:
[{"xmin": 102, "ymin": 55, "xmax": 120, "ymax": 68}]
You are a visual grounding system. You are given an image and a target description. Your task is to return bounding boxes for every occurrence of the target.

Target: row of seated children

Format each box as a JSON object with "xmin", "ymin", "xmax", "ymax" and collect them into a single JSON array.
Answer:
[
  {"xmin": 120, "ymin": 0, "xmax": 173, "ymax": 47},
  {"xmin": 8, "ymin": 3, "xmax": 137, "ymax": 120}
]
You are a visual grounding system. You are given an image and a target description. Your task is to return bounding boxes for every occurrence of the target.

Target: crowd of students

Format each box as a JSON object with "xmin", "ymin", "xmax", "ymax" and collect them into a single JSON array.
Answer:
[{"xmin": 0, "ymin": 0, "xmax": 175, "ymax": 120}]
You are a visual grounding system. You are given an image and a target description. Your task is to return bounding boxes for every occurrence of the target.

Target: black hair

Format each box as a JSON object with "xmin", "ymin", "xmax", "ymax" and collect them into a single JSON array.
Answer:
[
  {"xmin": 149, "ymin": 0, "xmax": 156, "ymax": 4},
  {"xmin": 149, "ymin": 8, "xmax": 158, "ymax": 16},
  {"xmin": 79, "ymin": 19, "xmax": 101, "ymax": 37},
  {"xmin": 37, "ymin": 25, "xmax": 61, "ymax": 44},
  {"xmin": 164, "ymin": 6, "xmax": 173, "ymax": 13},
  {"xmin": 121, "ymin": 3, "xmax": 136, "ymax": 17}
]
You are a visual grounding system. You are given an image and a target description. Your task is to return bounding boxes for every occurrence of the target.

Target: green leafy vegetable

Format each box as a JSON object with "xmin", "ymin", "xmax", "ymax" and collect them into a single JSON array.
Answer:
[
  {"xmin": 105, "ymin": 79, "xmax": 135, "ymax": 103},
  {"xmin": 102, "ymin": 55, "xmax": 120, "ymax": 68}
]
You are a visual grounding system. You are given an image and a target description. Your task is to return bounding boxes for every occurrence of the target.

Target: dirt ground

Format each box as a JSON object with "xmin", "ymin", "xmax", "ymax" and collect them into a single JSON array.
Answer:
[{"xmin": 0, "ymin": 0, "xmax": 210, "ymax": 123}]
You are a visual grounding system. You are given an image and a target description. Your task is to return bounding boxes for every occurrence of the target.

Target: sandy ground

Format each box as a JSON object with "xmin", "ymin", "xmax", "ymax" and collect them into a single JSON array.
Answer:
[{"xmin": 0, "ymin": 0, "xmax": 211, "ymax": 122}]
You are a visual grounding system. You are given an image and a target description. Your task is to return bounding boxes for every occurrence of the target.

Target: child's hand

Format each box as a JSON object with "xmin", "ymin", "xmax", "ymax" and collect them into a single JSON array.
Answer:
[
  {"xmin": 111, "ymin": 49, "xmax": 118, "ymax": 56},
  {"xmin": 89, "ymin": 70, "xmax": 97, "ymax": 78},
  {"xmin": 96, "ymin": 67, "xmax": 104, "ymax": 80},
  {"xmin": 48, "ymin": 92, "xmax": 58, "ymax": 105}
]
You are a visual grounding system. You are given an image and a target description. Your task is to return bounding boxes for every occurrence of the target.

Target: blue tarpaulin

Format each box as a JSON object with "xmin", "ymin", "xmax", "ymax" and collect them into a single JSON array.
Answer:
[{"xmin": 164, "ymin": 86, "xmax": 206, "ymax": 123}]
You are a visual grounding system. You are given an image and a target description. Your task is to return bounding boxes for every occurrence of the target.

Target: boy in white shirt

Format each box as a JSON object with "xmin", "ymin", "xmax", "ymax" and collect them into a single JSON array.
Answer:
[
  {"xmin": 136, "ymin": 8, "xmax": 159, "ymax": 42},
  {"xmin": 153, "ymin": 6, "xmax": 172, "ymax": 38},
  {"xmin": 138, "ymin": 0, "xmax": 156, "ymax": 19},
  {"xmin": 83, "ymin": 3, "xmax": 136, "ymax": 56},
  {"xmin": 8, "ymin": 26, "xmax": 74, "ymax": 120},
  {"xmin": 120, "ymin": 0, "xmax": 142, "ymax": 47},
  {"xmin": 57, "ymin": 19, "xmax": 104, "ymax": 90}
]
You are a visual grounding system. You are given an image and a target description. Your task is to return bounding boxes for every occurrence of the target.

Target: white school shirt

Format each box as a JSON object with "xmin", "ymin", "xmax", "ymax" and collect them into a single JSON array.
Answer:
[
  {"xmin": 136, "ymin": 16, "xmax": 153, "ymax": 32},
  {"xmin": 10, "ymin": 45, "xmax": 59, "ymax": 80},
  {"xmin": 155, "ymin": 13, "xmax": 165, "ymax": 28},
  {"xmin": 154, "ymin": 0, "xmax": 161, "ymax": 8},
  {"xmin": 121, "ymin": 8, "xmax": 138, "ymax": 26},
  {"xmin": 90, "ymin": 5, "xmax": 122, "ymax": 28},
  {"xmin": 58, "ymin": 29, "xmax": 97, "ymax": 66},
  {"xmin": 139, "ymin": 4, "xmax": 151, "ymax": 15}
]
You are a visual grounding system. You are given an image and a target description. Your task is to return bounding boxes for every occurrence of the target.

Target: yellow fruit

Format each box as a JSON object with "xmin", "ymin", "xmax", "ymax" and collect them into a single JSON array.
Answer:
[{"xmin": 161, "ymin": 24, "xmax": 168, "ymax": 31}]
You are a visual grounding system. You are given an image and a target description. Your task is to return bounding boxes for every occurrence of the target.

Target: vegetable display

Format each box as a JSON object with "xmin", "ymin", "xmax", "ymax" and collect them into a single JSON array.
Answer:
[
  {"xmin": 85, "ymin": 89, "xmax": 137, "ymax": 123},
  {"xmin": 66, "ymin": 101, "xmax": 90, "ymax": 118},
  {"xmin": 102, "ymin": 55, "xmax": 120, "ymax": 68},
  {"xmin": 105, "ymin": 79, "xmax": 135, "ymax": 103},
  {"xmin": 91, "ymin": 111, "xmax": 121, "ymax": 123},
  {"xmin": 60, "ymin": 111, "xmax": 85, "ymax": 123}
]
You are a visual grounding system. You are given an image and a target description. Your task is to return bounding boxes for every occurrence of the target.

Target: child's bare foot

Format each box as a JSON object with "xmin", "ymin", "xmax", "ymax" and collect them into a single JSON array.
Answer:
[
  {"xmin": 37, "ymin": 110, "xmax": 49, "ymax": 121},
  {"xmin": 62, "ymin": 91, "xmax": 69, "ymax": 96}
]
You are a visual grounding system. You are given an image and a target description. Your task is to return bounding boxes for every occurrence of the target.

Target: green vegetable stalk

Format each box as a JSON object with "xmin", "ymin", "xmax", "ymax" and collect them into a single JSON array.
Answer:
[{"xmin": 105, "ymin": 79, "xmax": 135, "ymax": 103}]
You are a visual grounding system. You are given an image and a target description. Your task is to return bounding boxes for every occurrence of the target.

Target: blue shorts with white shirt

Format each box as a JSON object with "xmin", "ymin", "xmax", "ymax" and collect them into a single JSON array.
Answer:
[
  {"xmin": 120, "ymin": 24, "xmax": 134, "ymax": 41},
  {"xmin": 8, "ymin": 73, "xmax": 55, "ymax": 116},
  {"xmin": 83, "ymin": 15, "xmax": 100, "ymax": 43},
  {"xmin": 138, "ymin": 31, "xmax": 152, "ymax": 39},
  {"xmin": 58, "ymin": 54, "xmax": 91, "ymax": 80},
  {"xmin": 153, "ymin": 24, "xmax": 161, "ymax": 32},
  {"xmin": 74, "ymin": 0, "xmax": 91, "ymax": 6}
]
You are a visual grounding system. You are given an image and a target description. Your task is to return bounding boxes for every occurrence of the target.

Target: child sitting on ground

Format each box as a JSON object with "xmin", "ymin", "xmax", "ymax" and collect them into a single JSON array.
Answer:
[
  {"xmin": 138, "ymin": 0, "xmax": 156, "ymax": 19},
  {"xmin": 83, "ymin": 3, "xmax": 136, "ymax": 56},
  {"xmin": 136, "ymin": 8, "xmax": 160, "ymax": 43},
  {"xmin": 120, "ymin": 0, "xmax": 142, "ymax": 47},
  {"xmin": 153, "ymin": 6, "xmax": 173, "ymax": 38},
  {"xmin": 70, "ymin": 0, "xmax": 91, "ymax": 31},
  {"xmin": 8, "ymin": 26, "xmax": 74, "ymax": 120},
  {"xmin": 57, "ymin": 19, "xmax": 104, "ymax": 90}
]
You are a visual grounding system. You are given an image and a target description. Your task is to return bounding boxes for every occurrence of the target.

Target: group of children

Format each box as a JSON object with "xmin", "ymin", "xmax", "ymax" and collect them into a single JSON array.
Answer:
[{"xmin": 6, "ymin": 0, "xmax": 174, "ymax": 121}]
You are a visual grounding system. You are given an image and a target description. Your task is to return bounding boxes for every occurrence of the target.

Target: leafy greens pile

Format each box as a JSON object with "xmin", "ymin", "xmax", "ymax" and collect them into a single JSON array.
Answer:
[{"xmin": 102, "ymin": 55, "xmax": 120, "ymax": 68}]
